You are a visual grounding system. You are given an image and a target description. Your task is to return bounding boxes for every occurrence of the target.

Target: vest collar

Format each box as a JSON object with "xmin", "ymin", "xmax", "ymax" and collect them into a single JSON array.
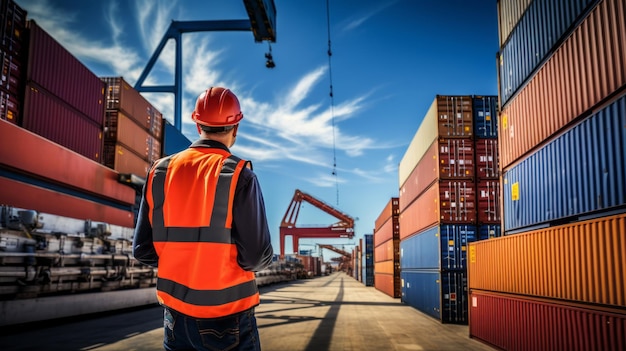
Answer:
[{"xmin": 190, "ymin": 139, "xmax": 230, "ymax": 152}]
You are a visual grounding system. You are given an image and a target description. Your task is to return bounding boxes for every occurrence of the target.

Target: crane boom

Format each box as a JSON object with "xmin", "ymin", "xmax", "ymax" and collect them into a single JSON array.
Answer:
[{"xmin": 279, "ymin": 189, "xmax": 355, "ymax": 257}]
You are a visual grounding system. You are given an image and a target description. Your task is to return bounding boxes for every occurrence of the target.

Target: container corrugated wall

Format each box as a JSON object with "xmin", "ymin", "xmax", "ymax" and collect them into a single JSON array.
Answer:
[
  {"xmin": 373, "ymin": 197, "xmax": 400, "ymax": 298},
  {"xmin": 468, "ymin": 213, "xmax": 626, "ymax": 308},
  {"xmin": 499, "ymin": 0, "xmax": 626, "ymax": 169},
  {"xmin": 374, "ymin": 198, "xmax": 398, "ymax": 233},
  {"xmin": 399, "ymin": 98, "xmax": 438, "ymax": 187},
  {"xmin": 22, "ymin": 85, "xmax": 103, "ymax": 162},
  {"xmin": 26, "ymin": 20, "xmax": 106, "ymax": 124},
  {"xmin": 498, "ymin": 0, "xmax": 600, "ymax": 107},
  {"xmin": 401, "ymin": 225, "xmax": 477, "ymax": 271},
  {"xmin": 502, "ymin": 91, "xmax": 626, "ymax": 232},
  {"xmin": 474, "ymin": 139, "xmax": 499, "ymax": 179},
  {"xmin": 469, "ymin": 290, "xmax": 626, "ymax": 351},
  {"xmin": 496, "ymin": 0, "xmax": 532, "ymax": 47},
  {"xmin": 399, "ymin": 139, "xmax": 438, "ymax": 212}
]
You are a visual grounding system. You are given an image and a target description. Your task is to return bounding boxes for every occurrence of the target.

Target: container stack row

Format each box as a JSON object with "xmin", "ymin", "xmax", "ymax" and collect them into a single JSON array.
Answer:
[
  {"xmin": 361, "ymin": 234, "xmax": 374, "ymax": 286},
  {"xmin": 469, "ymin": 0, "xmax": 626, "ymax": 349},
  {"xmin": 372, "ymin": 198, "xmax": 401, "ymax": 298},
  {"xmin": 101, "ymin": 76, "xmax": 163, "ymax": 178},
  {"xmin": 0, "ymin": 0, "xmax": 25, "ymax": 124},
  {"xmin": 397, "ymin": 94, "xmax": 500, "ymax": 324}
]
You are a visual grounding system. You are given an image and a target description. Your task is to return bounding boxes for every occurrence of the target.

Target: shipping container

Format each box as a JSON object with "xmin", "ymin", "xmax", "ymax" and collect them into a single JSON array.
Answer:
[
  {"xmin": 474, "ymin": 138, "xmax": 499, "ymax": 179},
  {"xmin": 362, "ymin": 234, "xmax": 374, "ymax": 286},
  {"xmin": 163, "ymin": 119, "xmax": 191, "ymax": 156},
  {"xmin": 472, "ymin": 95, "xmax": 498, "ymax": 138},
  {"xmin": 399, "ymin": 139, "xmax": 438, "ymax": 212},
  {"xmin": 401, "ymin": 270, "xmax": 468, "ymax": 324},
  {"xmin": 373, "ymin": 215, "xmax": 399, "ymax": 248},
  {"xmin": 101, "ymin": 77, "xmax": 163, "ymax": 139},
  {"xmin": 26, "ymin": 20, "xmax": 106, "ymax": 124},
  {"xmin": 468, "ymin": 213, "xmax": 626, "ymax": 308},
  {"xmin": 374, "ymin": 197, "xmax": 398, "ymax": 233},
  {"xmin": 0, "ymin": 118, "xmax": 136, "ymax": 205},
  {"xmin": 476, "ymin": 179, "xmax": 500, "ymax": 224},
  {"xmin": 0, "ymin": 88, "xmax": 18, "ymax": 124},
  {"xmin": 103, "ymin": 142, "xmax": 151, "ymax": 178},
  {"xmin": 399, "ymin": 95, "xmax": 473, "ymax": 187},
  {"xmin": 0, "ymin": 175, "xmax": 134, "ymax": 228},
  {"xmin": 374, "ymin": 238, "xmax": 398, "ymax": 263},
  {"xmin": 502, "ymin": 92, "xmax": 626, "ymax": 232},
  {"xmin": 496, "ymin": 0, "xmax": 532, "ymax": 47},
  {"xmin": 104, "ymin": 110, "xmax": 161, "ymax": 163},
  {"xmin": 469, "ymin": 290, "xmax": 626, "ymax": 351},
  {"xmin": 374, "ymin": 272, "xmax": 400, "ymax": 298},
  {"xmin": 438, "ymin": 138, "xmax": 474, "ymax": 179},
  {"xmin": 499, "ymin": 0, "xmax": 626, "ymax": 169},
  {"xmin": 22, "ymin": 84, "xmax": 104, "ymax": 162},
  {"xmin": 498, "ymin": 0, "xmax": 600, "ymax": 107},
  {"xmin": 477, "ymin": 224, "xmax": 501, "ymax": 240},
  {"xmin": 1, "ymin": 0, "xmax": 27, "ymax": 57},
  {"xmin": 401, "ymin": 225, "xmax": 477, "ymax": 271}
]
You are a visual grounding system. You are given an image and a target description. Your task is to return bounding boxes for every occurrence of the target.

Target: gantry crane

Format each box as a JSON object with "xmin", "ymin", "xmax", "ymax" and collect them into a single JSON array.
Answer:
[
  {"xmin": 318, "ymin": 244, "xmax": 352, "ymax": 273},
  {"xmin": 279, "ymin": 189, "xmax": 355, "ymax": 258}
]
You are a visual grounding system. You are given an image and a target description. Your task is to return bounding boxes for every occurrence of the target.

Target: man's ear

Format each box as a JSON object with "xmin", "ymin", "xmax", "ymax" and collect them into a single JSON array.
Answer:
[
  {"xmin": 196, "ymin": 124, "xmax": 202, "ymax": 135},
  {"xmin": 232, "ymin": 124, "xmax": 239, "ymax": 137}
]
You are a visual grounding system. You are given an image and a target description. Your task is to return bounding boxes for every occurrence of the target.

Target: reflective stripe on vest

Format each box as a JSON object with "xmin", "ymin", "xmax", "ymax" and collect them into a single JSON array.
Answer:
[{"xmin": 149, "ymin": 149, "xmax": 258, "ymax": 318}]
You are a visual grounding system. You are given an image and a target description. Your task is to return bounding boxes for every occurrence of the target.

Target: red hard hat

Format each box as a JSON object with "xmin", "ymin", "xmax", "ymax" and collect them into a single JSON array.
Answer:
[{"xmin": 191, "ymin": 87, "xmax": 243, "ymax": 127}]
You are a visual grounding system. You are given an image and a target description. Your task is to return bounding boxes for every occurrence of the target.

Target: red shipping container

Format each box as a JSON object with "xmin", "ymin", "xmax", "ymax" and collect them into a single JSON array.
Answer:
[
  {"xmin": 103, "ymin": 142, "xmax": 151, "ymax": 178},
  {"xmin": 2, "ymin": 0, "xmax": 27, "ymax": 57},
  {"xmin": 105, "ymin": 110, "xmax": 161, "ymax": 163},
  {"xmin": 0, "ymin": 118, "xmax": 136, "ymax": 205},
  {"xmin": 26, "ymin": 20, "xmax": 105, "ymax": 125},
  {"xmin": 374, "ymin": 197, "xmax": 398, "ymax": 232},
  {"xmin": 439, "ymin": 180, "xmax": 476, "ymax": 224},
  {"xmin": 22, "ymin": 85, "xmax": 103, "ymax": 162},
  {"xmin": 399, "ymin": 139, "xmax": 438, "ymax": 212},
  {"xmin": 474, "ymin": 138, "xmax": 499, "ymax": 179},
  {"xmin": 469, "ymin": 290, "xmax": 626, "ymax": 351},
  {"xmin": 0, "ymin": 89, "xmax": 19, "ymax": 124},
  {"xmin": 499, "ymin": 0, "xmax": 626, "ymax": 169},
  {"xmin": 399, "ymin": 183, "xmax": 440, "ymax": 240},
  {"xmin": 438, "ymin": 138, "xmax": 474, "ymax": 179},
  {"xmin": 436, "ymin": 95, "xmax": 473, "ymax": 138},
  {"xmin": 0, "ymin": 176, "xmax": 134, "ymax": 228},
  {"xmin": 373, "ymin": 216, "xmax": 399, "ymax": 247},
  {"xmin": 476, "ymin": 179, "xmax": 500, "ymax": 224},
  {"xmin": 374, "ymin": 273, "xmax": 401, "ymax": 298}
]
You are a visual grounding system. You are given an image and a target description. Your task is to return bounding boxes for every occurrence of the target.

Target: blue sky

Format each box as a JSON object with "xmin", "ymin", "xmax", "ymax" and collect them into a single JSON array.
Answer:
[{"xmin": 17, "ymin": 0, "xmax": 499, "ymax": 259}]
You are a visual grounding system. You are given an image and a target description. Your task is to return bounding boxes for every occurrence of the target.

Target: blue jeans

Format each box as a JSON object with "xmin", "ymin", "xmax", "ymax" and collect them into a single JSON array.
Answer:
[{"xmin": 163, "ymin": 307, "xmax": 261, "ymax": 351}]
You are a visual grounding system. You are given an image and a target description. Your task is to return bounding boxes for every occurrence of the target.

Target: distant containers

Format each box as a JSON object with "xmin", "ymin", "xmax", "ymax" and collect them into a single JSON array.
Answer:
[
  {"xmin": 401, "ymin": 270, "xmax": 468, "ymax": 324},
  {"xmin": 361, "ymin": 234, "xmax": 374, "ymax": 286},
  {"xmin": 502, "ymin": 91, "xmax": 626, "ymax": 232},
  {"xmin": 498, "ymin": 0, "xmax": 600, "ymax": 107},
  {"xmin": 101, "ymin": 77, "xmax": 164, "ymax": 177},
  {"xmin": 373, "ymin": 198, "xmax": 400, "ymax": 298},
  {"xmin": 22, "ymin": 20, "xmax": 106, "ymax": 162},
  {"xmin": 498, "ymin": 0, "xmax": 625, "ymax": 169},
  {"xmin": 469, "ymin": 213, "xmax": 626, "ymax": 308},
  {"xmin": 469, "ymin": 290, "xmax": 626, "ymax": 351},
  {"xmin": 472, "ymin": 96, "xmax": 498, "ymax": 138},
  {"xmin": 0, "ymin": 0, "xmax": 27, "ymax": 124}
]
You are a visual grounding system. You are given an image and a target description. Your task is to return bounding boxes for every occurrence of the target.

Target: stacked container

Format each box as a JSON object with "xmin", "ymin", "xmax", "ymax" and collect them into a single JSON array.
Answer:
[
  {"xmin": 398, "ymin": 95, "xmax": 501, "ymax": 324},
  {"xmin": 0, "ymin": 0, "xmax": 25, "ymax": 125},
  {"xmin": 101, "ymin": 76, "xmax": 163, "ymax": 178},
  {"xmin": 361, "ymin": 234, "xmax": 374, "ymax": 286},
  {"xmin": 22, "ymin": 20, "xmax": 106, "ymax": 162},
  {"xmin": 469, "ymin": 0, "xmax": 626, "ymax": 349},
  {"xmin": 373, "ymin": 198, "xmax": 400, "ymax": 298}
]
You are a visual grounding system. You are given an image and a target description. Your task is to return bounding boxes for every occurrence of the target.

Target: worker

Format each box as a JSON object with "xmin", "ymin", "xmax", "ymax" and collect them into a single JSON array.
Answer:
[{"xmin": 133, "ymin": 87, "xmax": 274, "ymax": 351}]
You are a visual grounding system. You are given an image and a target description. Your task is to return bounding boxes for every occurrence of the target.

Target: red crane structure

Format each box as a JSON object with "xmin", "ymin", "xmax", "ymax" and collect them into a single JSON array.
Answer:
[
  {"xmin": 318, "ymin": 244, "xmax": 352, "ymax": 273},
  {"xmin": 279, "ymin": 189, "xmax": 355, "ymax": 258}
]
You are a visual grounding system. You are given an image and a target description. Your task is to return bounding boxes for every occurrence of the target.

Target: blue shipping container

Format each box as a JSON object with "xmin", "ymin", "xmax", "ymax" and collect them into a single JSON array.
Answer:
[
  {"xmin": 362, "ymin": 234, "xmax": 374, "ymax": 286},
  {"xmin": 401, "ymin": 270, "xmax": 468, "ymax": 324},
  {"xmin": 477, "ymin": 224, "xmax": 501, "ymax": 240},
  {"xmin": 400, "ymin": 225, "xmax": 477, "ymax": 270},
  {"xmin": 472, "ymin": 96, "xmax": 498, "ymax": 138},
  {"xmin": 502, "ymin": 93, "xmax": 626, "ymax": 232},
  {"xmin": 499, "ymin": 0, "xmax": 600, "ymax": 108}
]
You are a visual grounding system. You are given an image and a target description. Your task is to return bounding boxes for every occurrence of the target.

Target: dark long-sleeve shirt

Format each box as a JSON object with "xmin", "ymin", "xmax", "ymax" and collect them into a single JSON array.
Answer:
[{"xmin": 132, "ymin": 139, "xmax": 274, "ymax": 272}]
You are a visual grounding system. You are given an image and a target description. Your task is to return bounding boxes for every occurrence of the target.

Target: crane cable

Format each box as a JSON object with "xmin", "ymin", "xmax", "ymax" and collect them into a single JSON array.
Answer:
[{"xmin": 326, "ymin": 0, "xmax": 339, "ymax": 206}]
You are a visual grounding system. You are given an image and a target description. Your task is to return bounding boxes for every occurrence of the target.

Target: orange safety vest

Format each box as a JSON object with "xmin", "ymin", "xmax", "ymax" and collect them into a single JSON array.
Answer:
[{"xmin": 146, "ymin": 146, "xmax": 259, "ymax": 318}]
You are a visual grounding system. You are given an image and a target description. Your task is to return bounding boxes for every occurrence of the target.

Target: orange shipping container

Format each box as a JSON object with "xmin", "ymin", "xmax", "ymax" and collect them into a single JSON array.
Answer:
[
  {"xmin": 374, "ymin": 273, "xmax": 401, "ymax": 298},
  {"xmin": 374, "ymin": 238, "xmax": 399, "ymax": 263},
  {"xmin": 399, "ymin": 139, "xmax": 438, "ymax": 212},
  {"xmin": 374, "ymin": 260, "xmax": 396, "ymax": 275},
  {"xmin": 105, "ymin": 111, "xmax": 161, "ymax": 163},
  {"xmin": 103, "ymin": 143, "xmax": 151, "ymax": 178},
  {"xmin": 374, "ymin": 197, "xmax": 398, "ymax": 232},
  {"xmin": 499, "ymin": 0, "xmax": 626, "ymax": 169},
  {"xmin": 373, "ymin": 216, "xmax": 399, "ymax": 248},
  {"xmin": 468, "ymin": 213, "xmax": 626, "ymax": 307}
]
